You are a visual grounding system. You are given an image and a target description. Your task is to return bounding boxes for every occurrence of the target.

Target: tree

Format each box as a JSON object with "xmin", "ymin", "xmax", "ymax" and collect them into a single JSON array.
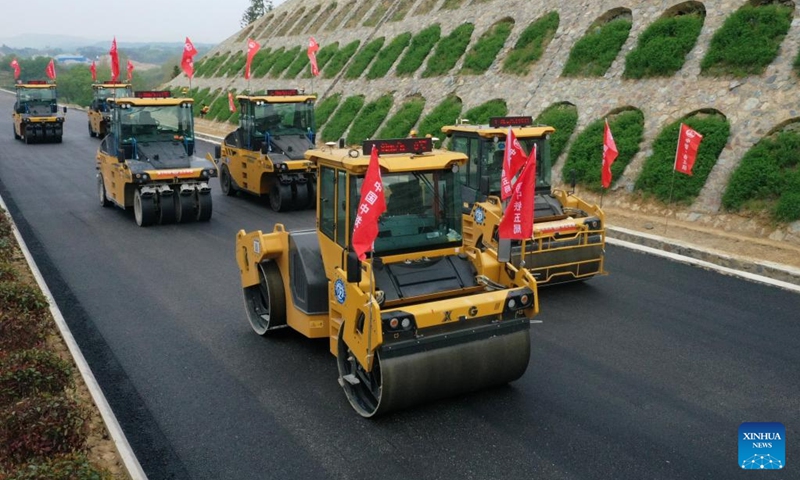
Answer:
[
  {"xmin": 241, "ymin": 0, "xmax": 273, "ymax": 28},
  {"xmin": 172, "ymin": 65, "xmax": 181, "ymax": 78}
]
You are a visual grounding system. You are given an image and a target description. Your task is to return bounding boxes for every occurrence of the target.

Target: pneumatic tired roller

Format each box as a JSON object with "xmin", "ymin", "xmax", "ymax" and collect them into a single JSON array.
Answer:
[{"xmin": 235, "ymin": 138, "xmax": 538, "ymax": 417}]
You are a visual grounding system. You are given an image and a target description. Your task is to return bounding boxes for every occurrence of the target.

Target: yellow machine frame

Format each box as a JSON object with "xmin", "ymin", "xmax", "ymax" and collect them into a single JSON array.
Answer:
[
  {"xmin": 88, "ymin": 82, "xmax": 133, "ymax": 138},
  {"xmin": 12, "ymin": 82, "xmax": 64, "ymax": 144}
]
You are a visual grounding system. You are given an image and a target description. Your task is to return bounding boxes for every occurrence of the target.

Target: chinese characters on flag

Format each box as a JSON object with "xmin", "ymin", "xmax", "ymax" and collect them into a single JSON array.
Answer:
[
  {"xmin": 10, "ymin": 59, "xmax": 20, "ymax": 80},
  {"xmin": 45, "ymin": 59, "xmax": 56, "ymax": 80},
  {"xmin": 181, "ymin": 37, "xmax": 198, "ymax": 79},
  {"xmin": 352, "ymin": 148, "xmax": 387, "ymax": 260},
  {"xmin": 602, "ymin": 119, "xmax": 618, "ymax": 188},
  {"xmin": 500, "ymin": 128, "xmax": 528, "ymax": 200},
  {"xmin": 110, "ymin": 37, "xmax": 120, "ymax": 82},
  {"xmin": 307, "ymin": 37, "xmax": 320, "ymax": 77},
  {"xmin": 244, "ymin": 38, "xmax": 260, "ymax": 80},
  {"xmin": 126, "ymin": 60, "xmax": 135, "ymax": 81},
  {"xmin": 90, "ymin": 61, "xmax": 97, "ymax": 81},
  {"xmin": 498, "ymin": 146, "xmax": 537, "ymax": 240},
  {"xmin": 228, "ymin": 92, "xmax": 236, "ymax": 113},
  {"xmin": 674, "ymin": 123, "xmax": 704, "ymax": 176}
]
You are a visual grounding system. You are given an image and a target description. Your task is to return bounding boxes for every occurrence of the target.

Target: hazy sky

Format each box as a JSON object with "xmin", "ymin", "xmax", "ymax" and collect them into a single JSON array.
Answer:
[{"xmin": 0, "ymin": 0, "xmax": 287, "ymax": 45}]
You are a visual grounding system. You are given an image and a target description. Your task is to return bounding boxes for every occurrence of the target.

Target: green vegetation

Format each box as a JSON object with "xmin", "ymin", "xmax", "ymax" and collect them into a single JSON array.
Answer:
[
  {"xmin": 395, "ymin": 25, "xmax": 441, "ymax": 76},
  {"xmin": 198, "ymin": 53, "xmax": 227, "ymax": 78},
  {"xmin": 377, "ymin": 97, "xmax": 426, "ymax": 138},
  {"xmin": 316, "ymin": 93, "xmax": 342, "ymax": 129},
  {"xmin": 390, "ymin": 0, "xmax": 415, "ymax": 21},
  {"xmin": 422, "ymin": 23, "xmax": 474, "ymax": 77},
  {"xmin": 301, "ymin": 42, "xmax": 340, "ymax": 79},
  {"xmin": 723, "ymin": 127, "xmax": 800, "ymax": 222},
  {"xmin": 322, "ymin": 95, "xmax": 365, "ymax": 142},
  {"xmin": 534, "ymin": 103, "xmax": 579, "ymax": 163},
  {"xmin": 366, "ymin": 33, "xmax": 412, "ymax": 79},
  {"xmin": 4, "ymin": 454, "xmax": 112, "ymax": 480},
  {"xmin": 624, "ymin": 13, "xmax": 704, "ymax": 78},
  {"xmin": 205, "ymin": 90, "xmax": 228, "ymax": 121},
  {"xmin": 347, "ymin": 94, "xmax": 394, "ymax": 144},
  {"xmin": 223, "ymin": 52, "xmax": 246, "ymax": 77},
  {"xmin": 0, "ymin": 350, "xmax": 73, "ymax": 406},
  {"xmin": 418, "ymin": 95, "xmax": 463, "ymax": 137},
  {"xmin": 363, "ymin": 0, "xmax": 391, "ymax": 27},
  {"xmin": 345, "ymin": 37, "xmax": 385, "ymax": 79},
  {"xmin": 308, "ymin": 3, "xmax": 336, "ymax": 32},
  {"xmin": 562, "ymin": 109, "xmax": 644, "ymax": 190},
  {"xmin": 323, "ymin": 40, "xmax": 361, "ymax": 79},
  {"xmin": 276, "ymin": 7, "xmax": 307, "ymax": 36},
  {"xmin": 636, "ymin": 114, "xmax": 730, "ymax": 204},
  {"xmin": 562, "ymin": 17, "xmax": 632, "ymax": 77},
  {"xmin": 414, "ymin": 0, "xmax": 437, "ymax": 15},
  {"xmin": 701, "ymin": 3, "xmax": 793, "ymax": 77},
  {"xmin": 345, "ymin": 1, "xmax": 373, "ymax": 28},
  {"xmin": 249, "ymin": 48, "xmax": 274, "ymax": 78},
  {"xmin": 461, "ymin": 19, "xmax": 513, "ymax": 75},
  {"xmin": 463, "ymin": 99, "xmax": 508, "ymax": 125},
  {"xmin": 268, "ymin": 47, "xmax": 301, "ymax": 78},
  {"xmin": 326, "ymin": 1, "xmax": 352, "ymax": 30},
  {"xmin": 441, "ymin": 0, "xmax": 467, "ymax": 9},
  {"xmin": 503, "ymin": 12, "xmax": 559, "ymax": 75}
]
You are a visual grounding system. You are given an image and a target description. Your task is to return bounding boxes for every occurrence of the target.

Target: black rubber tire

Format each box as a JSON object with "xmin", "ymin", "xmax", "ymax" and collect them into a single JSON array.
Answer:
[
  {"xmin": 24, "ymin": 134, "xmax": 30, "ymax": 145},
  {"xmin": 269, "ymin": 180, "xmax": 292, "ymax": 212},
  {"xmin": 158, "ymin": 191, "xmax": 177, "ymax": 224},
  {"xmin": 133, "ymin": 190, "xmax": 156, "ymax": 227},
  {"xmin": 219, "ymin": 165, "xmax": 236, "ymax": 196},
  {"xmin": 337, "ymin": 328, "xmax": 384, "ymax": 418},
  {"xmin": 97, "ymin": 174, "xmax": 111, "ymax": 207},
  {"xmin": 196, "ymin": 192, "xmax": 212, "ymax": 222},
  {"xmin": 174, "ymin": 192, "xmax": 194, "ymax": 223},
  {"xmin": 243, "ymin": 261, "xmax": 287, "ymax": 335}
]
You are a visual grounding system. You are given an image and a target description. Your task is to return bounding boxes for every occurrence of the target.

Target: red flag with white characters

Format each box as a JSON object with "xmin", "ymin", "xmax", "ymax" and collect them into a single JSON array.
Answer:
[
  {"xmin": 352, "ymin": 147, "xmax": 387, "ymax": 260},
  {"xmin": 500, "ymin": 128, "xmax": 528, "ymax": 200},
  {"xmin": 228, "ymin": 92, "xmax": 236, "ymax": 113},
  {"xmin": 245, "ymin": 38, "xmax": 260, "ymax": 79},
  {"xmin": 10, "ymin": 59, "xmax": 20, "ymax": 80},
  {"xmin": 498, "ymin": 145, "xmax": 537, "ymax": 240},
  {"xmin": 126, "ymin": 60, "xmax": 134, "ymax": 81},
  {"xmin": 181, "ymin": 37, "xmax": 198, "ymax": 79},
  {"xmin": 90, "ymin": 60, "xmax": 97, "ymax": 81},
  {"xmin": 602, "ymin": 119, "xmax": 618, "ymax": 189},
  {"xmin": 307, "ymin": 37, "xmax": 320, "ymax": 77},
  {"xmin": 110, "ymin": 37, "xmax": 120, "ymax": 82},
  {"xmin": 674, "ymin": 123, "xmax": 704, "ymax": 176},
  {"xmin": 45, "ymin": 59, "xmax": 56, "ymax": 80}
]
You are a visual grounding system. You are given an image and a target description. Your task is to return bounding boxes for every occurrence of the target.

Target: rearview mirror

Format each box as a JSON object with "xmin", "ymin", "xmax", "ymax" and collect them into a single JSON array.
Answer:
[
  {"xmin": 63, "ymin": 106, "xmax": 67, "ymax": 114},
  {"xmin": 346, "ymin": 250, "xmax": 362, "ymax": 284},
  {"xmin": 479, "ymin": 175, "xmax": 490, "ymax": 196},
  {"xmin": 117, "ymin": 148, "xmax": 126, "ymax": 163},
  {"xmin": 569, "ymin": 169, "xmax": 577, "ymax": 194},
  {"xmin": 497, "ymin": 238, "xmax": 512, "ymax": 263},
  {"xmin": 214, "ymin": 145, "xmax": 221, "ymax": 159}
]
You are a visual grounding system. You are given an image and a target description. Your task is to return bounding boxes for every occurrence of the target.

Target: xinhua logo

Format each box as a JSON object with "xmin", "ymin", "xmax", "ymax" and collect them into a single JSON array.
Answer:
[{"xmin": 739, "ymin": 422, "xmax": 785, "ymax": 470}]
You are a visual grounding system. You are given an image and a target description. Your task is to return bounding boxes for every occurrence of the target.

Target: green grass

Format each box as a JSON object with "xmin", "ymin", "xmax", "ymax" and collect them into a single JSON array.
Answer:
[
  {"xmin": 326, "ymin": 1, "xmax": 352, "ymax": 31},
  {"xmin": 308, "ymin": 3, "xmax": 337, "ymax": 33},
  {"xmin": 301, "ymin": 42, "xmax": 339, "ymax": 79},
  {"xmin": 440, "ymin": 0, "xmax": 467, "ymax": 9},
  {"xmin": 377, "ymin": 97, "xmax": 426, "ymax": 138},
  {"xmin": 635, "ymin": 114, "xmax": 730, "ymax": 204},
  {"xmin": 363, "ymin": 0, "xmax": 391, "ymax": 27},
  {"xmin": 562, "ymin": 18, "xmax": 632, "ymax": 77},
  {"xmin": 366, "ymin": 32, "xmax": 412, "ymax": 79},
  {"xmin": 283, "ymin": 47, "xmax": 312, "ymax": 79},
  {"xmin": 463, "ymin": 99, "xmax": 507, "ymax": 125},
  {"xmin": 395, "ymin": 25, "xmax": 441, "ymax": 76},
  {"xmin": 322, "ymin": 95, "xmax": 365, "ymax": 142},
  {"xmin": 624, "ymin": 13, "xmax": 704, "ymax": 78},
  {"xmin": 701, "ymin": 4, "xmax": 793, "ymax": 77},
  {"xmin": 249, "ymin": 48, "xmax": 274, "ymax": 78},
  {"xmin": 503, "ymin": 11, "xmax": 559, "ymax": 76},
  {"xmin": 534, "ymin": 103, "xmax": 579, "ymax": 163},
  {"xmin": 562, "ymin": 109, "xmax": 644, "ymax": 190},
  {"xmin": 268, "ymin": 47, "xmax": 301, "ymax": 78},
  {"xmin": 346, "ymin": 94, "xmax": 394, "ymax": 144},
  {"xmin": 315, "ymin": 93, "xmax": 342, "ymax": 129},
  {"xmin": 422, "ymin": 23, "xmax": 474, "ymax": 77},
  {"xmin": 221, "ymin": 52, "xmax": 246, "ymax": 78},
  {"xmin": 723, "ymin": 127, "xmax": 800, "ymax": 222},
  {"xmin": 276, "ymin": 7, "xmax": 307, "ymax": 36},
  {"xmin": 345, "ymin": 1, "xmax": 373, "ymax": 28},
  {"xmin": 389, "ymin": 0, "xmax": 415, "ymax": 22},
  {"xmin": 204, "ymin": 90, "xmax": 227, "ymax": 121},
  {"xmin": 323, "ymin": 40, "xmax": 361, "ymax": 79},
  {"xmin": 345, "ymin": 37, "xmax": 385, "ymax": 79},
  {"xmin": 461, "ymin": 19, "xmax": 513, "ymax": 75},
  {"xmin": 418, "ymin": 95, "xmax": 463, "ymax": 137},
  {"xmin": 198, "ymin": 53, "xmax": 227, "ymax": 78}
]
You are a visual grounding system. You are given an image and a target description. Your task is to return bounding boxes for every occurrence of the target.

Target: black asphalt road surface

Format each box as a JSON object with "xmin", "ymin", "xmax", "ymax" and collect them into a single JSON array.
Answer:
[{"xmin": 1, "ymin": 92, "xmax": 798, "ymax": 480}]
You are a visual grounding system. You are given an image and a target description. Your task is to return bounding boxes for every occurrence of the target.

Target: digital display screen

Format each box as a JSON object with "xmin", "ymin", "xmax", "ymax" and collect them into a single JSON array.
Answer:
[
  {"xmin": 363, "ymin": 138, "xmax": 433, "ymax": 155},
  {"xmin": 134, "ymin": 91, "xmax": 172, "ymax": 98},
  {"xmin": 26, "ymin": 80, "xmax": 48, "ymax": 85},
  {"xmin": 267, "ymin": 89, "xmax": 299, "ymax": 96},
  {"xmin": 489, "ymin": 116, "xmax": 533, "ymax": 128}
]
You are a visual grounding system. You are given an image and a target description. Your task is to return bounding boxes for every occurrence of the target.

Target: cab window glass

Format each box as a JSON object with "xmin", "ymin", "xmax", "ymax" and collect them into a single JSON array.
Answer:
[
  {"xmin": 336, "ymin": 170, "xmax": 348, "ymax": 246},
  {"xmin": 319, "ymin": 166, "xmax": 335, "ymax": 239}
]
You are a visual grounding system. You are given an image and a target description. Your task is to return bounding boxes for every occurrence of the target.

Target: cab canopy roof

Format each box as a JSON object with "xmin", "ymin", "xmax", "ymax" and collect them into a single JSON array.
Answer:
[
  {"xmin": 108, "ymin": 97, "xmax": 193, "ymax": 107},
  {"xmin": 306, "ymin": 140, "xmax": 467, "ymax": 174},
  {"xmin": 236, "ymin": 92, "xmax": 316, "ymax": 104},
  {"xmin": 92, "ymin": 82, "xmax": 132, "ymax": 88},
  {"xmin": 442, "ymin": 124, "xmax": 555, "ymax": 139},
  {"xmin": 16, "ymin": 81, "xmax": 56, "ymax": 89}
]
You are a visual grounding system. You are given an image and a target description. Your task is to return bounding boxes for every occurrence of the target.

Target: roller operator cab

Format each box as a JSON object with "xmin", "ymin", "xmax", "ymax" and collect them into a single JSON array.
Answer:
[
  {"xmin": 442, "ymin": 116, "xmax": 607, "ymax": 285},
  {"xmin": 12, "ymin": 81, "xmax": 65, "ymax": 144},
  {"xmin": 235, "ymin": 137, "xmax": 538, "ymax": 417},
  {"xmin": 88, "ymin": 82, "xmax": 133, "ymax": 138},
  {"xmin": 95, "ymin": 91, "xmax": 217, "ymax": 227},
  {"xmin": 212, "ymin": 89, "xmax": 317, "ymax": 212}
]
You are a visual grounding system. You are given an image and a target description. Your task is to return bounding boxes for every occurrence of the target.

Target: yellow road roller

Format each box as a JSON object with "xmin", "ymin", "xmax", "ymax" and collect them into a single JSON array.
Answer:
[
  {"xmin": 12, "ymin": 80, "xmax": 65, "ymax": 144},
  {"xmin": 88, "ymin": 81, "xmax": 133, "ymax": 138},
  {"xmin": 235, "ymin": 138, "xmax": 538, "ymax": 417},
  {"xmin": 442, "ymin": 116, "xmax": 606, "ymax": 285}
]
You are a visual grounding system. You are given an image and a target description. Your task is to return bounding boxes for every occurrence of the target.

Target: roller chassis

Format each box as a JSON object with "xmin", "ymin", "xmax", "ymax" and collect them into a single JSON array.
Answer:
[
  {"xmin": 13, "ymin": 113, "xmax": 64, "ymax": 144},
  {"xmin": 13, "ymin": 82, "xmax": 64, "ymax": 144}
]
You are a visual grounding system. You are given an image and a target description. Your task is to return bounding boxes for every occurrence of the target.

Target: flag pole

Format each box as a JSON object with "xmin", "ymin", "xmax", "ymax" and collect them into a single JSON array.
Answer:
[
  {"xmin": 665, "ymin": 169, "xmax": 676, "ymax": 234},
  {"xmin": 366, "ymin": 252, "xmax": 375, "ymax": 369}
]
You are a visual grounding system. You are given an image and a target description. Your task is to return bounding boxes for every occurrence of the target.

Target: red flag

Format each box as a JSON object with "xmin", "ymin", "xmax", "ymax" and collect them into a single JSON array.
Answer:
[
  {"xmin": 110, "ymin": 37, "xmax": 120, "ymax": 82},
  {"xmin": 602, "ymin": 119, "xmax": 618, "ymax": 189},
  {"xmin": 500, "ymin": 128, "xmax": 528, "ymax": 200},
  {"xmin": 307, "ymin": 37, "xmax": 320, "ymax": 77},
  {"xmin": 352, "ymin": 148, "xmax": 387, "ymax": 260},
  {"xmin": 674, "ymin": 123, "xmax": 704, "ymax": 176},
  {"xmin": 181, "ymin": 37, "xmax": 198, "ymax": 79},
  {"xmin": 126, "ymin": 60, "xmax": 135, "ymax": 81},
  {"xmin": 10, "ymin": 58, "xmax": 20, "ymax": 80},
  {"xmin": 45, "ymin": 59, "xmax": 56, "ymax": 80},
  {"xmin": 498, "ymin": 145, "xmax": 537, "ymax": 240},
  {"xmin": 228, "ymin": 92, "xmax": 236, "ymax": 113},
  {"xmin": 90, "ymin": 60, "xmax": 97, "ymax": 81},
  {"xmin": 245, "ymin": 38, "xmax": 260, "ymax": 80}
]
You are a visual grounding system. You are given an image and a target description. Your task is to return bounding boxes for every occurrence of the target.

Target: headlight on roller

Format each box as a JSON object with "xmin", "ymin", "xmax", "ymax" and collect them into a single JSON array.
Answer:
[
  {"xmin": 584, "ymin": 216, "xmax": 602, "ymax": 231},
  {"xmin": 504, "ymin": 287, "xmax": 534, "ymax": 314},
  {"xmin": 381, "ymin": 311, "xmax": 417, "ymax": 337}
]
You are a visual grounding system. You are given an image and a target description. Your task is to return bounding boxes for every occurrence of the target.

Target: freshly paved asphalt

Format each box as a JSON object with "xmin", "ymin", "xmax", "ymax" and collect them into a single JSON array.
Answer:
[{"xmin": 1, "ymin": 92, "xmax": 798, "ymax": 479}]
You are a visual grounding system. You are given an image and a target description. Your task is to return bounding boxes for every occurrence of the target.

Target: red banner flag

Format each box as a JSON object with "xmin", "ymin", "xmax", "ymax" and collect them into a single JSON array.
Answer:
[
  {"xmin": 90, "ymin": 60, "xmax": 97, "ymax": 81},
  {"xmin": 352, "ymin": 148, "xmax": 387, "ymax": 260},
  {"xmin": 126, "ymin": 59, "xmax": 135, "ymax": 81},
  {"xmin": 10, "ymin": 58, "xmax": 20, "ymax": 80},
  {"xmin": 500, "ymin": 128, "xmax": 528, "ymax": 200},
  {"xmin": 245, "ymin": 38, "xmax": 260, "ymax": 80},
  {"xmin": 45, "ymin": 59, "xmax": 56, "ymax": 80},
  {"xmin": 307, "ymin": 37, "xmax": 320, "ymax": 77},
  {"xmin": 110, "ymin": 37, "xmax": 120, "ymax": 82},
  {"xmin": 602, "ymin": 119, "xmax": 618, "ymax": 189},
  {"xmin": 181, "ymin": 37, "xmax": 198, "ymax": 79},
  {"xmin": 498, "ymin": 145, "xmax": 537, "ymax": 240},
  {"xmin": 228, "ymin": 92, "xmax": 236, "ymax": 113},
  {"xmin": 674, "ymin": 123, "xmax": 704, "ymax": 176}
]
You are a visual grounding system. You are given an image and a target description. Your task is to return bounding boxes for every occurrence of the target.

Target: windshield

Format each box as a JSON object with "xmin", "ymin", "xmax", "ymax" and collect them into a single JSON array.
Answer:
[
  {"xmin": 253, "ymin": 101, "xmax": 315, "ymax": 137},
  {"xmin": 484, "ymin": 137, "xmax": 552, "ymax": 192},
  {"xmin": 95, "ymin": 86, "xmax": 133, "ymax": 100},
  {"xmin": 17, "ymin": 87, "xmax": 56, "ymax": 103},
  {"xmin": 352, "ymin": 169, "xmax": 463, "ymax": 256},
  {"xmin": 119, "ymin": 104, "xmax": 194, "ymax": 142}
]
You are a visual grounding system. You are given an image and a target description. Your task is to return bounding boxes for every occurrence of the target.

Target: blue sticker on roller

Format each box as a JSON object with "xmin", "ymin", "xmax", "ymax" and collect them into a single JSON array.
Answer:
[{"xmin": 334, "ymin": 278, "xmax": 346, "ymax": 304}]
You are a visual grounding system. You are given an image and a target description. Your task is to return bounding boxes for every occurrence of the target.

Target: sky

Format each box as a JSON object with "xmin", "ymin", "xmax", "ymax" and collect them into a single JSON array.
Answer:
[{"xmin": 0, "ymin": 0, "xmax": 288, "ymax": 46}]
